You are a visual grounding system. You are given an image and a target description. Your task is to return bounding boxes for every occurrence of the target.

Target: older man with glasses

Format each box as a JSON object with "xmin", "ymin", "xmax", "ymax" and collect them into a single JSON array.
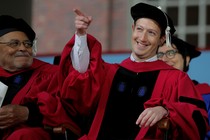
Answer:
[{"xmin": 0, "ymin": 15, "xmax": 79, "ymax": 140}]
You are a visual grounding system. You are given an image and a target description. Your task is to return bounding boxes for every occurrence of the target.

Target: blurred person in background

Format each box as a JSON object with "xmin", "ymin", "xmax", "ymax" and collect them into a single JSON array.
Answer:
[{"xmin": 157, "ymin": 36, "xmax": 210, "ymax": 140}]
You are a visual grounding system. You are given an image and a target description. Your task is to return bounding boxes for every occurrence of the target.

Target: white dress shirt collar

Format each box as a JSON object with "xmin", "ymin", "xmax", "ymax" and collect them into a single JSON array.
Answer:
[{"xmin": 130, "ymin": 54, "xmax": 157, "ymax": 62}]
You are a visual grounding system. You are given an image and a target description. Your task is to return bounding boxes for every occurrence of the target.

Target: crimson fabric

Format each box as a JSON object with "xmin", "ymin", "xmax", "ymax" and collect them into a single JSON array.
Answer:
[
  {"xmin": 6, "ymin": 127, "xmax": 51, "ymax": 140},
  {"xmin": 0, "ymin": 58, "xmax": 79, "ymax": 139},
  {"xmin": 59, "ymin": 34, "xmax": 209, "ymax": 140},
  {"xmin": 196, "ymin": 83, "xmax": 210, "ymax": 95}
]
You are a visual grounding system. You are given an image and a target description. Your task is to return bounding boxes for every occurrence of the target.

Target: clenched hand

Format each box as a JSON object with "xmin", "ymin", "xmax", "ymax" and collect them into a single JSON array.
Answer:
[{"xmin": 0, "ymin": 104, "xmax": 29, "ymax": 129}]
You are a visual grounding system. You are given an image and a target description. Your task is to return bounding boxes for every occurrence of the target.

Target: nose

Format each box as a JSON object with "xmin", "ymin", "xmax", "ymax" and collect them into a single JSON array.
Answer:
[
  {"xmin": 139, "ymin": 31, "xmax": 147, "ymax": 41},
  {"xmin": 161, "ymin": 54, "xmax": 169, "ymax": 62},
  {"xmin": 18, "ymin": 42, "xmax": 27, "ymax": 51}
]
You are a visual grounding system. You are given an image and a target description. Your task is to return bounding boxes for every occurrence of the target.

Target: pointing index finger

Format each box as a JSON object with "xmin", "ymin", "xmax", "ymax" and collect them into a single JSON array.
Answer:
[{"xmin": 73, "ymin": 9, "xmax": 85, "ymax": 16}]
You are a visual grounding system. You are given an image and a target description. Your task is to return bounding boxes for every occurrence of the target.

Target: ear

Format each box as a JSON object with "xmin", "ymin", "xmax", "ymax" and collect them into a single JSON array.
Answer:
[
  {"xmin": 186, "ymin": 56, "xmax": 190, "ymax": 66},
  {"xmin": 132, "ymin": 24, "xmax": 135, "ymax": 31},
  {"xmin": 159, "ymin": 36, "xmax": 166, "ymax": 46}
]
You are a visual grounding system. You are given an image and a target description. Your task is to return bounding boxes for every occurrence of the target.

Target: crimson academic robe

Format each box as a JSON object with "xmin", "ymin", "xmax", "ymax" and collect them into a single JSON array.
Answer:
[
  {"xmin": 59, "ymin": 34, "xmax": 209, "ymax": 140},
  {"xmin": 0, "ymin": 58, "xmax": 78, "ymax": 140}
]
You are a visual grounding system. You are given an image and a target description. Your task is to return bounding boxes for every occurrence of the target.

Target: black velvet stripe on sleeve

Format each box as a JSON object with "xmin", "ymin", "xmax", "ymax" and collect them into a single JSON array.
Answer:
[
  {"xmin": 179, "ymin": 96, "xmax": 207, "ymax": 110},
  {"xmin": 24, "ymin": 102, "xmax": 43, "ymax": 127},
  {"xmin": 192, "ymin": 110, "xmax": 207, "ymax": 140}
]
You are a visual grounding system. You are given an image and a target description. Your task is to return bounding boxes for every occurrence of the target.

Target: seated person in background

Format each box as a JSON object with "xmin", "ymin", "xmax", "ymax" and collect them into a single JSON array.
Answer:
[
  {"xmin": 58, "ymin": 2, "xmax": 209, "ymax": 140},
  {"xmin": 0, "ymin": 15, "xmax": 79, "ymax": 140},
  {"xmin": 157, "ymin": 36, "xmax": 210, "ymax": 140}
]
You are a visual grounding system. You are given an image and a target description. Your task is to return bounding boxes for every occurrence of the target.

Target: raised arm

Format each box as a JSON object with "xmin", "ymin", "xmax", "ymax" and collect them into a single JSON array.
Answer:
[{"xmin": 70, "ymin": 9, "xmax": 92, "ymax": 73}]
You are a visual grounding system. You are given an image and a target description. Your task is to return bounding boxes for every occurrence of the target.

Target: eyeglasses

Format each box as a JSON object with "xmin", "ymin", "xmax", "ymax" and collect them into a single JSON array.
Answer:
[
  {"xmin": 0, "ymin": 40, "xmax": 33, "ymax": 48},
  {"xmin": 157, "ymin": 50, "xmax": 178, "ymax": 59}
]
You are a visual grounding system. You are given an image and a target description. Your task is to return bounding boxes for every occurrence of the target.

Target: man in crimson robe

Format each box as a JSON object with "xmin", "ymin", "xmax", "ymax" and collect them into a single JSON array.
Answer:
[
  {"xmin": 59, "ymin": 2, "xmax": 209, "ymax": 140},
  {"xmin": 0, "ymin": 15, "xmax": 80, "ymax": 140}
]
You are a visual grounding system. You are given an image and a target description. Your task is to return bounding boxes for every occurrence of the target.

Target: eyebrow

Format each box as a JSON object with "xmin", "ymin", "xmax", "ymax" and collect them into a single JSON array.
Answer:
[
  {"xmin": 158, "ymin": 49, "xmax": 174, "ymax": 52},
  {"xmin": 136, "ymin": 25, "xmax": 159, "ymax": 34}
]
